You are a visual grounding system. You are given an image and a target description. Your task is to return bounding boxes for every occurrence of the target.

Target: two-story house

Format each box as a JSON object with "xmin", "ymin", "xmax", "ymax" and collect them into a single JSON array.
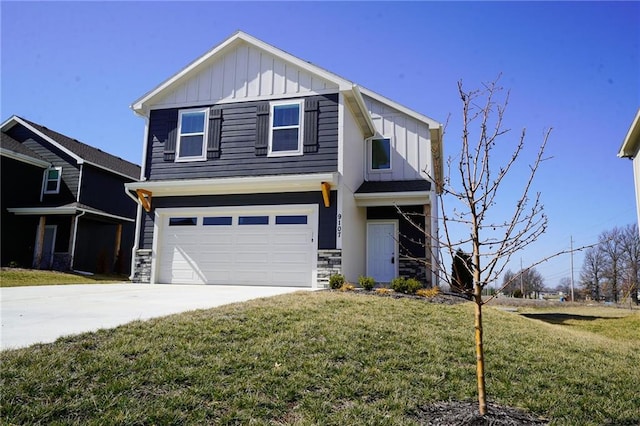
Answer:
[
  {"xmin": 1, "ymin": 116, "xmax": 140, "ymax": 274},
  {"xmin": 125, "ymin": 31, "xmax": 443, "ymax": 288}
]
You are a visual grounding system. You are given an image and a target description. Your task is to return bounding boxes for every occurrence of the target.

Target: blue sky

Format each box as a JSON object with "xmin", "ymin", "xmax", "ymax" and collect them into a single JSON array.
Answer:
[{"xmin": 2, "ymin": 1, "xmax": 639, "ymax": 288}]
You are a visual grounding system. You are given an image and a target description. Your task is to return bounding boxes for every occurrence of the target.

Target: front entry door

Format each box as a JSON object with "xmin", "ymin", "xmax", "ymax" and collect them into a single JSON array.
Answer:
[
  {"xmin": 367, "ymin": 222, "xmax": 397, "ymax": 283},
  {"xmin": 40, "ymin": 225, "xmax": 57, "ymax": 269}
]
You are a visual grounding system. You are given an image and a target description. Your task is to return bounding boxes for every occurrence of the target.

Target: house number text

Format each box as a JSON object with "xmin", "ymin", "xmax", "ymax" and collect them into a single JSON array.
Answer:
[{"xmin": 337, "ymin": 213, "xmax": 342, "ymax": 238}]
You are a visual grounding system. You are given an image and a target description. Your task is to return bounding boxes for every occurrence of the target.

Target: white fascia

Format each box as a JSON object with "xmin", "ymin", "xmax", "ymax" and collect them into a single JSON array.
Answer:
[
  {"xmin": 124, "ymin": 172, "xmax": 339, "ymax": 198},
  {"xmin": 0, "ymin": 148, "xmax": 50, "ymax": 168},
  {"xmin": 353, "ymin": 191, "xmax": 431, "ymax": 207},
  {"xmin": 7, "ymin": 206, "xmax": 135, "ymax": 222},
  {"xmin": 358, "ymin": 87, "xmax": 441, "ymax": 129}
]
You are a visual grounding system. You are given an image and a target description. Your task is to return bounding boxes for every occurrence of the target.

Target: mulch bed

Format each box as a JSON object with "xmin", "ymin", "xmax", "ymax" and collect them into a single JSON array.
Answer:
[{"xmin": 412, "ymin": 401, "xmax": 549, "ymax": 425}]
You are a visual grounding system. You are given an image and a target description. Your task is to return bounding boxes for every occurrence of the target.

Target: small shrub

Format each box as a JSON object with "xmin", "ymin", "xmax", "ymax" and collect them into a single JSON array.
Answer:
[
  {"xmin": 405, "ymin": 278, "xmax": 423, "ymax": 294},
  {"xmin": 390, "ymin": 277, "xmax": 408, "ymax": 293},
  {"xmin": 513, "ymin": 289, "xmax": 523, "ymax": 298},
  {"xmin": 329, "ymin": 274, "xmax": 345, "ymax": 290},
  {"xmin": 339, "ymin": 283, "xmax": 355, "ymax": 292},
  {"xmin": 375, "ymin": 287, "xmax": 394, "ymax": 295},
  {"xmin": 417, "ymin": 286, "xmax": 440, "ymax": 298},
  {"xmin": 391, "ymin": 277, "xmax": 423, "ymax": 295},
  {"xmin": 358, "ymin": 276, "xmax": 376, "ymax": 291},
  {"xmin": 7, "ymin": 261, "xmax": 19, "ymax": 268}
]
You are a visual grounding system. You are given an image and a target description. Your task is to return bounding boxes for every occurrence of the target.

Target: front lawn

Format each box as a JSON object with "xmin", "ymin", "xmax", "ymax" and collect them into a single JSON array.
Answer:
[
  {"xmin": 1, "ymin": 292, "xmax": 638, "ymax": 425},
  {"xmin": 0, "ymin": 268, "xmax": 128, "ymax": 287}
]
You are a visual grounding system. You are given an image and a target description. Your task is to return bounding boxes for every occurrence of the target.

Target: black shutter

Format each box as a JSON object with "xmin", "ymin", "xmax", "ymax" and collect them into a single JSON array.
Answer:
[
  {"xmin": 255, "ymin": 102, "xmax": 270, "ymax": 156},
  {"xmin": 164, "ymin": 116, "xmax": 178, "ymax": 162},
  {"xmin": 303, "ymin": 98, "xmax": 319, "ymax": 153},
  {"xmin": 207, "ymin": 106, "xmax": 222, "ymax": 159}
]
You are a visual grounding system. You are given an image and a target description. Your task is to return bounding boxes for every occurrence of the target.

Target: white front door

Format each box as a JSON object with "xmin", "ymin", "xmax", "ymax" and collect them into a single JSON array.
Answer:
[{"xmin": 367, "ymin": 221, "xmax": 397, "ymax": 283}]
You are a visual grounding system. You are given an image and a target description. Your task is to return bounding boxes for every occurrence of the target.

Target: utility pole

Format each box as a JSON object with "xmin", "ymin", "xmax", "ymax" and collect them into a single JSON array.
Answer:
[
  {"xmin": 520, "ymin": 258, "xmax": 524, "ymax": 298},
  {"xmin": 570, "ymin": 235, "xmax": 575, "ymax": 302}
]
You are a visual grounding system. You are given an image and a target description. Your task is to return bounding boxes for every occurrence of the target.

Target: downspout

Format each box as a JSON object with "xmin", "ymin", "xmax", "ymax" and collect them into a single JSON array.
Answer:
[
  {"xmin": 127, "ymin": 113, "xmax": 150, "ymax": 280},
  {"xmin": 69, "ymin": 210, "xmax": 86, "ymax": 271}
]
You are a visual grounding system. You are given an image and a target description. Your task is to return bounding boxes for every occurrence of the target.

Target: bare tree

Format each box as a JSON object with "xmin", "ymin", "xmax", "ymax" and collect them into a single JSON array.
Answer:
[
  {"xmin": 580, "ymin": 245, "xmax": 605, "ymax": 301},
  {"xmin": 600, "ymin": 227, "xmax": 624, "ymax": 302},
  {"xmin": 502, "ymin": 267, "xmax": 544, "ymax": 298},
  {"xmin": 426, "ymin": 76, "xmax": 551, "ymax": 415},
  {"xmin": 620, "ymin": 223, "xmax": 640, "ymax": 305},
  {"xmin": 556, "ymin": 277, "xmax": 572, "ymax": 299}
]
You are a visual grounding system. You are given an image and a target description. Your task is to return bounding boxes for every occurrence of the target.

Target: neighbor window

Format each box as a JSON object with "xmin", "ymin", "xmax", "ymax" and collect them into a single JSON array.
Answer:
[
  {"xmin": 43, "ymin": 167, "xmax": 62, "ymax": 194},
  {"xmin": 269, "ymin": 100, "xmax": 303, "ymax": 156},
  {"xmin": 176, "ymin": 108, "xmax": 208, "ymax": 161},
  {"xmin": 370, "ymin": 138, "xmax": 391, "ymax": 170}
]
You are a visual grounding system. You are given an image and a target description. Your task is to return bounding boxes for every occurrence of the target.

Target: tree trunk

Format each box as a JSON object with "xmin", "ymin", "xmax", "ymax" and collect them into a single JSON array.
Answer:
[{"xmin": 474, "ymin": 283, "xmax": 487, "ymax": 415}]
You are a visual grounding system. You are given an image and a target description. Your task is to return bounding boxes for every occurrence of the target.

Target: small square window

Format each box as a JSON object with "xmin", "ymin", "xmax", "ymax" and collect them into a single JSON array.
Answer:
[
  {"xmin": 177, "ymin": 109, "xmax": 208, "ymax": 161},
  {"xmin": 238, "ymin": 216, "xmax": 269, "ymax": 225},
  {"xmin": 169, "ymin": 217, "xmax": 197, "ymax": 226},
  {"xmin": 269, "ymin": 101, "xmax": 303, "ymax": 156},
  {"xmin": 275, "ymin": 215, "xmax": 308, "ymax": 225},
  {"xmin": 370, "ymin": 138, "xmax": 391, "ymax": 170},
  {"xmin": 203, "ymin": 216, "xmax": 232, "ymax": 226},
  {"xmin": 43, "ymin": 167, "xmax": 62, "ymax": 194}
]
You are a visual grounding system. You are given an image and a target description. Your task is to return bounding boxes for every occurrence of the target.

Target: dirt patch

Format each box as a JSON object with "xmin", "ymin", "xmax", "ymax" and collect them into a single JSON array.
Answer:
[{"xmin": 412, "ymin": 401, "xmax": 548, "ymax": 425}]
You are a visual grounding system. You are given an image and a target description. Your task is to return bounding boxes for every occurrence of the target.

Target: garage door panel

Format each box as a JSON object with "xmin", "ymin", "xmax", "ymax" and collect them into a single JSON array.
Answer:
[{"xmin": 158, "ymin": 207, "xmax": 315, "ymax": 286}]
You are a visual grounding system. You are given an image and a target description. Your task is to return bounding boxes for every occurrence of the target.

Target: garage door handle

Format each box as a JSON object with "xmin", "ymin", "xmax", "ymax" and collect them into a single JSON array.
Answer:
[{"xmin": 391, "ymin": 255, "xmax": 395, "ymax": 264}]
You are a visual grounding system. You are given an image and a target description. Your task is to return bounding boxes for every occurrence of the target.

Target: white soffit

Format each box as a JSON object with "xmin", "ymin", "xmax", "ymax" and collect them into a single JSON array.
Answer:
[{"xmin": 125, "ymin": 172, "xmax": 338, "ymax": 197}]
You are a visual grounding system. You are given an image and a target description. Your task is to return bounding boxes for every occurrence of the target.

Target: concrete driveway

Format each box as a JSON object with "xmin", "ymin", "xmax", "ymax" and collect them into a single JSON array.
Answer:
[{"xmin": 0, "ymin": 283, "xmax": 308, "ymax": 351}]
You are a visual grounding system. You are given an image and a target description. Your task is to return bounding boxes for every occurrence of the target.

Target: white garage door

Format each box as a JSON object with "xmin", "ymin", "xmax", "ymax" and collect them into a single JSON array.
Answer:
[{"xmin": 156, "ymin": 205, "xmax": 317, "ymax": 287}]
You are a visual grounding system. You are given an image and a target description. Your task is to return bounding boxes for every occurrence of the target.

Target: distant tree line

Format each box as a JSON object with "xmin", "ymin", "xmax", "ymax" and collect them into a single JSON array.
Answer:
[
  {"xmin": 580, "ymin": 224, "xmax": 639, "ymax": 304},
  {"xmin": 500, "ymin": 267, "xmax": 545, "ymax": 299}
]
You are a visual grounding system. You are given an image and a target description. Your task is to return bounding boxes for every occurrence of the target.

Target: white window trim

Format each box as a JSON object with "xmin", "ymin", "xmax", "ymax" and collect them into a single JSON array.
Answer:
[
  {"xmin": 176, "ymin": 108, "xmax": 209, "ymax": 162},
  {"xmin": 42, "ymin": 166, "xmax": 62, "ymax": 195},
  {"xmin": 268, "ymin": 99, "xmax": 304, "ymax": 157},
  {"xmin": 368, "ymin": 136, "xmax": 393, "ymax": 173}
]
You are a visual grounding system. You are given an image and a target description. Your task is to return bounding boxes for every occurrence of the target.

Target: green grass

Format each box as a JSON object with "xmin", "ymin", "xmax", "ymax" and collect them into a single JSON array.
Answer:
[
  {"xmin": 1, "ymin": 292, "xmax": 638, "ymax": 425},
  {"xmin": 0, "ymin": 268, "xmax": 128, "ymax": 287}
]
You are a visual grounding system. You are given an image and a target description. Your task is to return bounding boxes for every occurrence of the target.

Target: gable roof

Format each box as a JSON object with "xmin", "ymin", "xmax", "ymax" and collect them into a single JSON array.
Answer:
[
  {"xmin": 0, "ymin": 132, "xmax": 50, "ymax": 168},
  {"xmin": 618, "ymin": 108, "xmax": 640, "ymax": 159},
  {"xmin": 1, "ymin": 116, "xmax": 141, "ymax": 179},
  {"xmin": 131, "ymin": 31, "xmax": 440, "ymax": 134}
]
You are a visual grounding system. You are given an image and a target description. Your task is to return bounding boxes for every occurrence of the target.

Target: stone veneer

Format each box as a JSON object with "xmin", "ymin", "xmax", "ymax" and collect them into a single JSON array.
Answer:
[
  {"xmin": 399, "ymin": 256, "xmax": 430, "ymax": 287},
  {"xmin": 317, "ymin": 249, "xmax": 342, "ymax": 288},
  {"xmin": 132, "ymin": 249, "xmax": 152, "ymax": 283}
]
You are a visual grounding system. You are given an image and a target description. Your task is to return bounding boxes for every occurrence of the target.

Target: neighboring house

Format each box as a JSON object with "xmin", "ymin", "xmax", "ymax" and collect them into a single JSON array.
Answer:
[
  {"xmin": 618, "ymin": 108, "xmax": 640, "ymax": 233},
  {"xmin": 1, "ymin": 116, "xmax": 141, "ymax": 274},
  {"xmin": 125, "ymin": 31, "xmax": 443, "ymax": 288}
]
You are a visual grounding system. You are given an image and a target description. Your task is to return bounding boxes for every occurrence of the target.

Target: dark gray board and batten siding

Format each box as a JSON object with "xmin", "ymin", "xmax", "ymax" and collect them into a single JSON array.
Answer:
[
  {"xmin": 145, "ymin": 93, "xmax": 339, "ymax": 181},
  {"xmin": 138, "ymin": 191, "xmax": 338, "ymax": 251},
  {"xmin": 5, "ymin": 126, "xmax": 79, "ymax": 203}
]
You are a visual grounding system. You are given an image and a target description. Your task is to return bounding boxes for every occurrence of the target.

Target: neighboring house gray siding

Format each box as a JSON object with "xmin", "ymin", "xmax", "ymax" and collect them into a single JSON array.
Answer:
[
  {"xmin": 80, "ymin": 165, "xmax": 137, "ymax": 218},
  {"xmin": 138, "ymin": 191, "xmax": 337, "ymax": 250},
  {"xmin": 5, "ymin": 125, "xmax": 80, "ymax": 201},
  {"xmin": 145, "ymin": 93, "xmax": 338, "ymax": 181}
]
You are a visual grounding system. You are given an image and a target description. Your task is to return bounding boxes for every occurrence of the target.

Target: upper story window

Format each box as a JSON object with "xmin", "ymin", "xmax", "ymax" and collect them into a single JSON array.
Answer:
[
  {"xmin": 369, "ymin": 137, "xmax": 392, "ymax": 171},
  {"xmin": 269, "ymin": 100, "xmax": 303, "ymax": 156},
  {"xmin": 42, "ymin": 167, "xmax": 62, "ymax": 195},
  {"xmin": 176, "ymin": 108, "xmax": 208, "ymax": 161}
]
